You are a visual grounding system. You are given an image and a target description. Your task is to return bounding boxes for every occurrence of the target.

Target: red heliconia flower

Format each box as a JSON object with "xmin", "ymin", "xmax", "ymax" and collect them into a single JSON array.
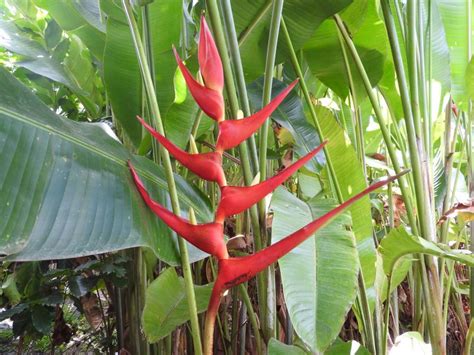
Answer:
[
  {"xmin": 173, "ymin": 47, "xmax": 224, "ymax": 122},
  {"xmin": 137, "ymin": 116, "xmax": 227, "ymax": 186},
  {"xmin": 128, "ymin": 13, "xmax": 410, "ymax": 354},
  {"xmin": 203, "ymin": 171, "xmax": 407, "ymax": 354},
  {"xmin": 198, "ymin": 16, "xmax": 224, "ymax": 93},
  {"xmin": 128, "ymin": 162, "xmax": 229, "ymax": 260},
  {"xmin": 214, "ymin": 142, "xmax": 327, "ymax": 223},
  {"xmin": 215, "ymin": 80, "xmax": 298, "ymax": 152}
]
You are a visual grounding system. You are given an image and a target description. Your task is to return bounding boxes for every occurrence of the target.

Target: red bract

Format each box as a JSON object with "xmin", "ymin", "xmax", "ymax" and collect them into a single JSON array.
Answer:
[
  {"xmin": 203, "ymin": 171, "xmax": 406, "ymax": 353},
  {"xmin": 128, "ymin": 15, "xmax": 406, "ymax": 355},
  {"xmin": 215, "ymin": 80, "xmax": 298, "ymax": 152},
  {"xmin": 173, "ymin": 47, "xmax": 225, "ymax": 122},
  {"xmin": 128, "ymin": 162, "xmax": 228, "ymax": 260},
  {"xmin": 214, "ymin": 142, "xmax": 326, "ymax": 223},
  {"xmin": 198, "ymin": 17, "xmax": 224, "ymax": 92},
  {"xmin": 137, "ymin": 116, "xmax": 227, "ymax": 186}
]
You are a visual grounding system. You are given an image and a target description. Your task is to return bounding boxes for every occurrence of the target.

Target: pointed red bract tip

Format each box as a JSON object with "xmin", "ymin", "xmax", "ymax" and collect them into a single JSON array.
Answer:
[
  {"xmin": 137, "ymin": 116, "xmax": 226, "ymax": 186},
  {"xmin": 213, "ymin": 170, "xmax": 406, "ymax": 290},
  {"xmin": 216, "ymin": 80, "xmax": 299, "ymax": 151},
  {"xmin": 173, "ymin": 47, "xmax": 224, "ymax": 122},
  {"xmin": 215, "ymin": 142, "xmax": 326, "ymax": 222},
  {"xmin": 128, "ymin": 161, "xmax": 228, "ymax": 259},
  {"xmin": 198, "ymin": 16, "xmax": 224, "ymax": 93}
]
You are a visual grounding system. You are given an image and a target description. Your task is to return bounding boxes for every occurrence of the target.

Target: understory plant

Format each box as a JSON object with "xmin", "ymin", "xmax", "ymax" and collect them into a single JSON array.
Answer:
[
  {"xmin": 0, "ymin": 0, "xmax": 473, "ymax": 354},
  {"xmin": 128, "ymin": 16, "xmax": 405, "ymax": 354}
]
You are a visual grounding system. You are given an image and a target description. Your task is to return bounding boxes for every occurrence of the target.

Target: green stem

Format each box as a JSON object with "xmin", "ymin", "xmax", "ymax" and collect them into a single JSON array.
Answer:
[
  {"xmin": 190, "ymin": 110, "xmax": 204, "ymax": 140},
  {"xmin": 467, "ymin": 105, "xmax": 474, "ymax": 317},
  {"xmin": 257, "ymin": 0, "xmax": 284, "ymax": 339},
  {"xmin": 220, "ymin": 0, "xmax": 259, "ymax": 173},
  {"xmin": 258, "ymin": 0, "xmax": 284, "ymax": 187},
  {"xmin": 122, "ymin": 2, "xmax": 203, "ymax": 354},
  {"xmin": 205, "ymin": 0, "xmax": 266, "ymax": 346},
  {"xmin": 238, "ymin": 0, "xmax": 272, "ymax": 47},
  {"xmin": 350, "ymin": 6, "xmax": 417, "ymax": 235},
  {"xmin": 335, "ymin": 9, "xmax": 448, "ymax": 352},
  {"xmin": 382, "ymin": 275, "xmax": 392, "ymax": 355},
  {"xmin": 283, "ymin": 18, "xmax": 377, "ymax": 353},
  {"xmin": 357, "ymin": 272, "xmax": 377, "ymax": 355},
  {"xmin": 238, "ymin": 284, "xmax": 263, "ymax": 354},
  {"xmin": 378, "ymin": 3, "xmax": 444, "ymax": 350},
  {"xmin": 281, "ymin": 19, "xmax": 344, "ymax": 203},
  {"xmin": 465, "ymin": 320, "xmax": 474, "ymax": 355},
  {"xmin": 337, "ymin": 29, "xmax": 366, "ymax": 175}
]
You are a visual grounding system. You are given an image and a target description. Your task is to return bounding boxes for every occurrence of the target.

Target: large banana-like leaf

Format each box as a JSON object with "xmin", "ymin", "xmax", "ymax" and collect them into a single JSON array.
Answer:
[
  {"xmin": 142, "ymin": 268, "xmax": 212, "ymax": 342},
  {"xmin": 232, "ymin": 0, "xmax": 353, "ymax": 81},
  {"xmin": 271, "ymin": 188, "xmax": 358, "ymax": 353},
  {"xmin": 101, "ymin": 0, "xmax": 198, "ymax": 148},
  {"xmin": 247, "ymin": 78, "xmax": 324, "ymax": 172},
  {"xmin": 437, "ymin": 0, "xmax": 470, "ymax": 109},
  {"xmin": 34, "ymin": 0, "xmax": 106, "ymax": 60},
  {"xmin": 304, "ymin": 0, "xmax": 386, "ymax": 99},
  {"xmin": 378, "ymin": 227, "xmax": 474, "ymax": 276},
  {"xmin": 0, "ymin": 67, "xmax": 211, "ymax": 264},
  {"xmin": 314, "ymin": 105, "xmax": 376, "ymax": 291}
]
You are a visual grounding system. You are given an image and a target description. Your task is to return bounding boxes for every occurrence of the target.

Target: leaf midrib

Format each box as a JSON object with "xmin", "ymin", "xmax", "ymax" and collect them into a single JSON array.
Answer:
[{"xmin": 0, "ymin": 105, "xmax": 194, "ymax": 207}]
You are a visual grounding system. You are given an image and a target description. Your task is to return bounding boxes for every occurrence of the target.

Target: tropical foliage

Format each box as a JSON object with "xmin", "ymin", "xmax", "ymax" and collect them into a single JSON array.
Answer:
[{"xmin": 0, "ymin": 0, "xmax": 472, "ymax": 354}]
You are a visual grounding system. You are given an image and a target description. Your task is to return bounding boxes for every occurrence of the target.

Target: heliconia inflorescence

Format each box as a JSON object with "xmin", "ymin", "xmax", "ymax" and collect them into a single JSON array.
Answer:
[{"xmin": 129, "ymin": 16, "xmax": 405, "ymax": 355}]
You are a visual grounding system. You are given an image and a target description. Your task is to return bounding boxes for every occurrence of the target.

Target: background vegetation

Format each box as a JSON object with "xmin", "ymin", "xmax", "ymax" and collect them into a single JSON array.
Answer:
[{"xmin": 0, "ymin": 0, "xmax": 472, "ymax": 354}]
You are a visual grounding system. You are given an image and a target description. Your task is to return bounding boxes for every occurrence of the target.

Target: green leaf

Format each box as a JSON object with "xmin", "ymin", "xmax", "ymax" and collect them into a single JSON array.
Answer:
[
  {"xmin": 34, "ymin": 0, "xmax": 105, "ymax": 59},
  {"xmin": 437, "ymin": 0, "xmax": 470, "ymax": 109},
  {"xmin": 268, "ymin": 338, "xmax": 309, "ymax": 354},
  {"xmin": 72, "ymin": 0, "xmax": 106, "ymax": 33},
  {"xmin": 17, "ymin": 57, "xmax": 80, "ymax": 91},
  {"xmin": 142, "ymin": 268, "xmax": 212, "ymax": 342},
  {"xmin": 45, "ymin": 19, "xmax": 62, "ymax": 50},
  {"xmin": 149, "ymin": 0, "xmax": 183, "ymax": 113},
  {"xmin": 271, "ymin": 188, "xmax": 358, "ymax": 353},
  {"xmin": 247, "ymin": 78, "xmax": 324, "ymax": 172},
  {"xmin": 68, "ymin": 275, "xmax": 98, "ymax": 297},
  {"xmin": 31, "ymin": 305, "xmax": 55, "ymax": 334},
  {"xmin": 233, "ymin": 0, "xmax": 353, "ymax": 81},
  {"xmin": 0, "ymin": 67, "xmax": 211, "ymax": 264},
  {"xmin": 64, "ymin": 35, "xmax": 102, "ymax": 117},
  {"xmin": 0, "ymin": 304, "xmax": 28, "ymax": 321},
  {"xmin": 102, "ymin": 8, "xmax": 142, "ymax": 146},
  {"xmin": 2, "ymin": 274, "xmax": 21, "ymax": 304},
  {"xmin": 0, "ymin": 19, "xmax": 47, "ymax": 58},
  {"xmin": 465, "ymin": 56, "xmax": 474, "ymax": 100},
  {"xmin": 314, "ymin": 105, "xmax": 376, "ymax": 295},
  {"xmin": 375, "ymin": 252, "xmax": 411, "ymax": 303},
  {"xmin": 163, "ymin": 94, "xmax": 199, "ymax": 149},
  {"xmin": 391, "ymin": 332, "xmax": 432, "ymax": 354},
  {"xmin": 325, "ymin": 339, "xmax": 371, "ymax": 355},
  {"xmin": 304, "ymin": 0, "xmax": 386, "ymax": 98},
  {"xmin": 378, "ymin": 227, "xmax": 474, "ymax": 276}
]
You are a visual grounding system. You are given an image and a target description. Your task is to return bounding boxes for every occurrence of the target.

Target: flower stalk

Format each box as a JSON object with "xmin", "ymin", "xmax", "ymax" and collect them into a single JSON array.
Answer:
[
  {"xmin": 129, "ymin": 13, "xmax": 408, "ymax": 355},
  {"xmin": 122, "ymin": 1, "xmax": 203, "ymax": 353}
]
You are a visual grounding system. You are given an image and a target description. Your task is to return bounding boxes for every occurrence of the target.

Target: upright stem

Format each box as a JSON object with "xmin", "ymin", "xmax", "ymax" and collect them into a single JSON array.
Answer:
[
  {"xmin": 258, "ymin": 0, "xmax": 284, "ymax": 188},
  {"xmin": 281, "ymin": 19, "xmax": 344, "ymax": 203},
  {"xmin": 337, "ymin": 30, "xmax": 366, "ymax": 175},
  {"xmin": 282, "ymin": 19, "xmax": 377, "ymax": 353},
  {"xmin": 238, "ymin": 0, "xmax": 272, "ymax": 47},
  {"xmin": 378, "ymin": 2, "xmax": 444, "ymax": 351},
  {"xmin": 205, "ymin": 0, "xmax": 267, "ymax": 346},
  {"xmin": 257, "ymin": 0, "xmax": 285, "ymax": 339},
  {"xmin": 122, "ymin": 2, "xmax": 203, "ymax": 354},
  {"xmin": 238, "ymin": 284, "xmax": 263, "ymax": 354},
  {"xmin": 220, "ymin": 0, "xmax": 259, "ymax": 173},
  {"xmin": 335, "ymin": 12, "xmax": 419, "ymax": 232}
]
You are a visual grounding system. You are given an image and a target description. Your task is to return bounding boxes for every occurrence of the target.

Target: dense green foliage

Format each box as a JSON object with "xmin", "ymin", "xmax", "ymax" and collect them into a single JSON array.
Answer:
[{"xmin": 0, "ymin": 0, "xmax": 472, "ymax": 354}]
